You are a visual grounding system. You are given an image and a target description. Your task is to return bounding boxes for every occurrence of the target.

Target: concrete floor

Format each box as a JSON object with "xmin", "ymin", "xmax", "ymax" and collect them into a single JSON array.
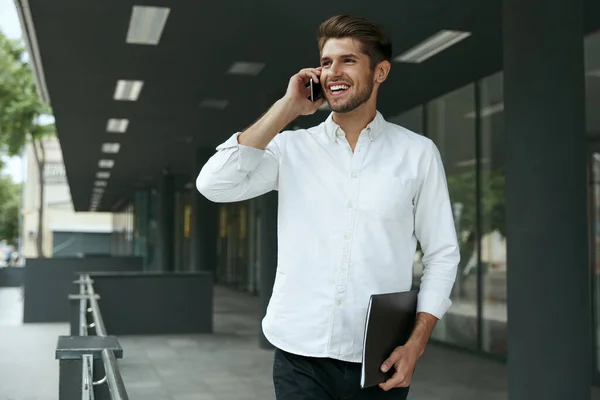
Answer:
[
  {"xmin": 0, "ymin": 288, "xmax": 67, "ymax": 400},
  {"xmin": 1, "ymin": 285, "xmax": 599, "ymax": 400}
]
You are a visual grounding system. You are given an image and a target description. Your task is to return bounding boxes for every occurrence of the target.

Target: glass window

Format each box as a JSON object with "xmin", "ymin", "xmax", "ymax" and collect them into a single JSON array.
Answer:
[
  {"xmin": 591, "ymin": 152, "xmax": 600, "ymax": 376},
  {"xmin": 389, "ymin": 106, "xmax": 425, "ymax": 288},
  {"xmin": 585, "ymin": 30, "xmax": 600, "ymax": 375},
  {"xmin": 389, "ymin": 105, "xmax": 424, "ymax": 134},
  {"xmin": 585, "ymin": 31, "xmax": 600, "ymax": 138},
  {"xmin": 426, "ymin": 84, "xmax": 478, "ymax": 350},
  {"xmin": 480, "ymin": 72, "xmax": 507, "ymax": 355}
]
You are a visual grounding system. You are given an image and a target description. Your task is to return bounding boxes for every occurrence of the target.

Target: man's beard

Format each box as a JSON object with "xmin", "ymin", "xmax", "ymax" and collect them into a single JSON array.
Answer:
[{"xmin": 328, "ymin": 73, "xmax": 375, "ymax": 113}]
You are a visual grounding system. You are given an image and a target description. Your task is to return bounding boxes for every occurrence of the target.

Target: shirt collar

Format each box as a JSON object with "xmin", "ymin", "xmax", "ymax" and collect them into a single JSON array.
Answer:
[{"xmin": 323, "ymin": 111, "xmax": 385, "ymax": 143}]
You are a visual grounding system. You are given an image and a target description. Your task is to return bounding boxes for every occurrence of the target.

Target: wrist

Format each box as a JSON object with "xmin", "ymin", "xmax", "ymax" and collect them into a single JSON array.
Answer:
[
  {"xmin": 405, "ymin": 337, "xmax": 427, "ymax": 357},
  {"xmin": 276, "ymin": 97, "xmax": 301, "ymax": 122}
]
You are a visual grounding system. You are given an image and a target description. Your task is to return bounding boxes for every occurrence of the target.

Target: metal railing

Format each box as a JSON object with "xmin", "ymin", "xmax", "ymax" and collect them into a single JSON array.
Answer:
[{"xmin": 70, "ymin": 274, "xmax": 129, "ymax": 400}]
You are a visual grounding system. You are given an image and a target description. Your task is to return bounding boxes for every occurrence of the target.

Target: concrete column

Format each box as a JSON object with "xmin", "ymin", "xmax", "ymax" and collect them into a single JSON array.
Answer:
[
  {"xmin": 191, "ymin": 149, "xmax": 218, "ymax": 275},
  {"xmin": 503, "ymin": 0, "xmax": 591, "ymax": 398},
  {"xmin": 259, "ymin": 191, "xmax": 278, "ymax": 349},
  {"xmin": 157, "ymin": 173, "xmax": 175, "ymax": 272}
]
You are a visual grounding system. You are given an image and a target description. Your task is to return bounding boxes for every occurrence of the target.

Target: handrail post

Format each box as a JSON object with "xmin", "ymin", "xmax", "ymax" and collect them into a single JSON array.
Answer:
[
  {"xmin": 55, "ymin": 336, "xmax": 123, "ymax": 400},
  {"xmin": 60, "ymin": 273, "xmax": 129, "ymax": 399},
  {"xmin": 68, "ymin": 293, "xmax": 99, "ymax": 337}
]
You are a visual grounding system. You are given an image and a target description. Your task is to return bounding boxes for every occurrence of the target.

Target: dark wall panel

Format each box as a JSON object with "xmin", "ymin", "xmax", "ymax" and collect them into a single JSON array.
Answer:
[
  {"xmin": 0, "ymin": 267, "xmax": 25, "ymax": 287},
  {"xmin": 52, "ymin": 232, "xmax": 111, "ymax": 257},
  {"xmin": 23, "ymin": 257, "xmax": 143, "ymax": 323},
  {"xmin": 90, "ymin": 272, "xmax": 213, "ymax": 335}
]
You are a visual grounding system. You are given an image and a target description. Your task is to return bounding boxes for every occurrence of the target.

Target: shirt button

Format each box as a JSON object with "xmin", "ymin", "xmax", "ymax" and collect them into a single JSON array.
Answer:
[
  {"xmin": 344, "ymin": 233, "xmax": 351, "ymax": 239},
  {"xmin": 351, "ymin": 172, "xmax": 358, "ymax": 178},
  {"xmin": 336, "ymin": 300, "xmax": 342, "ymax": 306},
  {"xmin": 347, "ymin": 202, "xmax": 354, "ymax": 208}
]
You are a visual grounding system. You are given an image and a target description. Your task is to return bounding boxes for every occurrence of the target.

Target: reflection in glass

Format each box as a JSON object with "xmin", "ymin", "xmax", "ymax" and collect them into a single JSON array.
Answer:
[
  {"xmin": 587, "ymin": 29, "xmax": 600, "ymax": 375},
  {"xmin": 391, "ymin": 106, "xmax": 425, "ymax": 289},
  {"xmin": 110, "ymin": 203, "xmax": 134, "ymax": 256},
  {"xmin": 216, "ymin": 203, "xmax": 251, "ymax": 290},
  {"xmin": 480, "ymin": 72, "xmax": 507, "ymax": 354},
  {"xmin": 592, "ymin": 153, "xmax": 600, "ymax": 374},
  {"xmin": 426, "ymin": 84, "xmax": 478, "ymax": 349},
  {"xmin": 585, "ymin": 31, "xmax": 600, "ymax": 138},
  {"xmin": 389, "ymin": 105, "xmax": 424, "ymax": 134}
]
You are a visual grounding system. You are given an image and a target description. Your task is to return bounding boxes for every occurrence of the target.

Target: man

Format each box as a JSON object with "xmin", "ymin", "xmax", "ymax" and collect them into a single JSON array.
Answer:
[{"xmin": 197, "ymin": 14, "xmax": 459, "ymax": 400}]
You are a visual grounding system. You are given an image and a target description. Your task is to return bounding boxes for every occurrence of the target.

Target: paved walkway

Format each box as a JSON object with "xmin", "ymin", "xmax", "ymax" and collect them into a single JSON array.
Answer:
[
  {"xmin": 1, "ymin": 286, "xmax": 599, "ymax": 400},
  {"xmin": 0, "ymin": 288, "xmax": 67, "ymax": 400}
]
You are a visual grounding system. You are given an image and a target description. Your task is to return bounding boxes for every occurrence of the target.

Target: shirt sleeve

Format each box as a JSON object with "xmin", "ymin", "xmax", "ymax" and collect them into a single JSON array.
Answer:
[
  {"xmin": 196, "ymin": 132, "xmax": 282, "ymax": 203},
  {"xmin": 413, "ymin": 139, "xmax": 460, "ymax": 319}
]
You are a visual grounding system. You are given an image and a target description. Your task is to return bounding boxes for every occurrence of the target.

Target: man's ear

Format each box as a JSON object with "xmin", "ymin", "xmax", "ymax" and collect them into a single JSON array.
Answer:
[{"xmin": 375, "ymin": 60, "xmax": 391, "ymax": 83}]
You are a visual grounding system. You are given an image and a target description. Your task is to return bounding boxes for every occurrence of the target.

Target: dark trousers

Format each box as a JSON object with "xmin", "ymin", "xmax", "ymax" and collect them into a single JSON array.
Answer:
[{"xmin": 273, "ymin": 348, "xmax": 410, "ymax": 400}]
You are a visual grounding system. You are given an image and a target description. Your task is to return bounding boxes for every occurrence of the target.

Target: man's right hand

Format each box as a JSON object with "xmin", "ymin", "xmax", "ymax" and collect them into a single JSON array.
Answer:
[
  {"xmin": 281, "ymin": 67, "xmax": 327, "ymax": 117},
  {"xmin": 237, "ymin": 68, "xmax": 327, "ymax": 150}
]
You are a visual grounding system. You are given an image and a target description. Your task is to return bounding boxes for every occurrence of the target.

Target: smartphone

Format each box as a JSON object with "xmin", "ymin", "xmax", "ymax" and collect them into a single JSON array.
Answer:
[{"xmin": 308, "ymin": 78, "xmax": 323, "ymax": 102}]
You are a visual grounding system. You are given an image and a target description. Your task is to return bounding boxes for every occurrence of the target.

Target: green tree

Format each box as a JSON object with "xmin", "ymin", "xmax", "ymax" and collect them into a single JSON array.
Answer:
[
  {"xmin": 446, "ymin": 168, "xmax": 506, "ymax": 298},
  {"xmin": 0, "ymin": 175, "xmax": 20, "ymax": 244},
  {"xmin": 0, "ymin": 31, "xmax": 54, "ymax": 257}
]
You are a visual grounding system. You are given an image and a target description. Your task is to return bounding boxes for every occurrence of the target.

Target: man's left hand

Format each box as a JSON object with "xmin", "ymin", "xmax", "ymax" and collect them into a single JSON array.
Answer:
[{"xmin": 378, "ymin": 343, "xmax": 421, "ymax": 391}]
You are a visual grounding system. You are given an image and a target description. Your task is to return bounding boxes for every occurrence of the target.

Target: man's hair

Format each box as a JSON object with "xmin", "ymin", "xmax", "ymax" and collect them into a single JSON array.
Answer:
[{"xmin": 317, "ymin": 15, "xmax": 392, "ymax": 69}]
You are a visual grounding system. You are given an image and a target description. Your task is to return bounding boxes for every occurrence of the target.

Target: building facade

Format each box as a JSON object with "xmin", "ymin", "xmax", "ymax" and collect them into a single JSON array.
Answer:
[{"xmin": 20, "ymin": 137, "xmax": 114, "ymax": 258}]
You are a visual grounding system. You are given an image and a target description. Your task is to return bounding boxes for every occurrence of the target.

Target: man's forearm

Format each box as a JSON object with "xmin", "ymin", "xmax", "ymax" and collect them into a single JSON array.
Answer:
[
  {"xmin": 238, "ymin": 98, "xmax": 298, "ymax": 150},
  {"xmin": 405, "ymin": 312, "xmax": 438, "ymax": 356}
]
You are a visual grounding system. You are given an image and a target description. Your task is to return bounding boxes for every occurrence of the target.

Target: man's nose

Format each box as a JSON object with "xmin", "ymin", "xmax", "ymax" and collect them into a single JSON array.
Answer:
[{"xmin": 328, "ymin": 63, "xmax": 343, "ymax": 78}]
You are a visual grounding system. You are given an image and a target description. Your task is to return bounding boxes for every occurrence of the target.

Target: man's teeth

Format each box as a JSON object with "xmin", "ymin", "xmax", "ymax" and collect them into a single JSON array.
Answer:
[{"xmin": 331, "ymin": 85, "xmax": 349, "ymax": 91}]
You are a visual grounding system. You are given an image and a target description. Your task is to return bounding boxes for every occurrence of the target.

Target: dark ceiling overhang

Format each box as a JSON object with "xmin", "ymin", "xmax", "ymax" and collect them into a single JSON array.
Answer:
[{"xmin": 16, "ymin": 0, "xmax": 600, "ymax": 212}]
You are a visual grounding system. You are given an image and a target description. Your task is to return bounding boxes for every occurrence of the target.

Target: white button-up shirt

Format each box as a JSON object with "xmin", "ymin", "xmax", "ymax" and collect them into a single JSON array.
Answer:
[{"xmin": 196, "ymin": 111, "xmax": 459, "ymax": 362}]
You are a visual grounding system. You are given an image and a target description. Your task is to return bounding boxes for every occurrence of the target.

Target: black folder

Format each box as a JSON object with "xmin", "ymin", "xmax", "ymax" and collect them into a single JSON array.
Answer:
[{"xmin": 360, "ymin": 290, "xmax": 418, "ymax": 389}]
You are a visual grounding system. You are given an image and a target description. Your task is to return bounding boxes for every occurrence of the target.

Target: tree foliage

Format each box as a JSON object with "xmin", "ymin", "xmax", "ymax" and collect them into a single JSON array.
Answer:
[
  {"xmin": 0, "ymin": 174, "xmax": 20, "ymax": 244},
  {"xmin": 0, "ymin": 32, "xmax": 53, "ymax": 154},
  {"xmin": 0, "ymin": 30, "xmax": 54, "ymax": 257},
  {"xmin": 445, "ymin": 167, "xmax": 506, "ymax": 296},
  {"xmin": 447, "ymin": 168, "xmax": 506, "ymax": 237}
]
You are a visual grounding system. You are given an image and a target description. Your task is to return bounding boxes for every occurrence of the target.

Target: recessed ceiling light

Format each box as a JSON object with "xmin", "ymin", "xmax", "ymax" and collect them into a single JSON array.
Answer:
[
  {"xmin": 114, "ymin": 80, "xmax": 144, "ymax": 101},
  {"xmin": 227, "ymin": 62, "xmax": 265, "ymax": 76},
  {"xmin": 95, "ymin": 181, "xmax": 107, "ymax": 187},
  {"xmin": 199, "ymin": 99, "xmax": 229, "ymax": 110},
  {"xmin": 394, "ymin": 30, "xmax": 471, "ymax": 64},
  {"xmin": 96, "ymin": 172, "xmax": 110, "ymax": 179},
  {"xmin": 464, "ymin": 102, "xmax": 504, "ymax": 119},
  {"xmin": 98, "ymin": 159, "xmax": 115, "ymax": 169},
  {"xmin": 587, "ymin": 69, "xmax": 600, "ymax": 78},
  {"xmin": 102, "ymin": 143, "xmax": 121, "ymax": 154},
  {"xmin": 126, "ymin": 6, "xmax": 170, "ymax": 45},
  {"xmin": 106, "ymin": 119, "xmax": 129, "ymax": 133}
]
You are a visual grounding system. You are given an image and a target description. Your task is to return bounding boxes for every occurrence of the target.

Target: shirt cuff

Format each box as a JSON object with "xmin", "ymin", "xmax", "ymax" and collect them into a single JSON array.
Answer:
[
  {"xmin": 416, "ymin": 289, "xmax": 452, "ymax": 319},
  {"xmin": 215, "ymin": 132, "xmax": 268, "ymax": 173},
  {"xmin": 215, "ymin": 132, "xmax": 242, "ymax": 150}
]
